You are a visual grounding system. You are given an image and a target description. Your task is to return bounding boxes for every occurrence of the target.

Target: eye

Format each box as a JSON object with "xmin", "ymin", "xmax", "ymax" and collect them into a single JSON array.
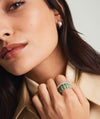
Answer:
[{"xmin": 9, "ymin": 1, "xmax": 24, "ymax": 11}]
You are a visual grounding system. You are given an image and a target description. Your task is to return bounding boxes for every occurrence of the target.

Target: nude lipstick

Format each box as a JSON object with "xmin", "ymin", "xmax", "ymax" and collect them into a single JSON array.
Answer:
[{"xmin": 0, "ymin": 42, "xmax": 28, "ymax": 60}]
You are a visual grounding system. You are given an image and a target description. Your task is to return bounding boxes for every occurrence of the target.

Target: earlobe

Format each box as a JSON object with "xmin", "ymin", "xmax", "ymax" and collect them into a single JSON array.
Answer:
[{"xmin": 53, "ymin": 10, "xmax": 63, "ymax": 29}]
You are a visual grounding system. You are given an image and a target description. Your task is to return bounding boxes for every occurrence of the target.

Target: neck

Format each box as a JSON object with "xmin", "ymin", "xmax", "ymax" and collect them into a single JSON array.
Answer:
[{"xmin": 25, "ymin": 45, "xmax": 67, "ymax": 84}]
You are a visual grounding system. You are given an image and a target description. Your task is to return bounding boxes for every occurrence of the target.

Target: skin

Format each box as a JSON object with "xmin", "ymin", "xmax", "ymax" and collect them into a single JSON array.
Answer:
[{"xmin": 0, "ymin": 0, "xmax": 90, "ymax": 118}]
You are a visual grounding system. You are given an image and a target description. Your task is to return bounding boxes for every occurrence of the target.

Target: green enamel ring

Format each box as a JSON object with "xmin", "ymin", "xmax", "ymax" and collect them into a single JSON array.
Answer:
[{"xmin": 57, "ymin": 81, "xmax": 72, "ymax": 94}]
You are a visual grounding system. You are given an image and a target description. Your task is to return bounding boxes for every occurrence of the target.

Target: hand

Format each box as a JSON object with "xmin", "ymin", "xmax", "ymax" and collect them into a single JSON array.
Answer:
[{"xmin": 32, "ymin": 75, "xmax": 90, "ymax": 119}]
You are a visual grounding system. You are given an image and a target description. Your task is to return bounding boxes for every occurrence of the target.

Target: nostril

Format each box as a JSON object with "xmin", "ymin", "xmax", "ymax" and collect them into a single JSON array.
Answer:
[{"xmin": 4, "ymin": 33, "xmax": 10, "ymax": 36}]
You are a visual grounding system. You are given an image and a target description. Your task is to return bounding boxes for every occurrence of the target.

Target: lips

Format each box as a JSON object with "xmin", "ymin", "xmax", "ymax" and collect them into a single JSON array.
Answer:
[{"xmin": 0, "ymin": 42, "xmax": 28, "ymax": 59}]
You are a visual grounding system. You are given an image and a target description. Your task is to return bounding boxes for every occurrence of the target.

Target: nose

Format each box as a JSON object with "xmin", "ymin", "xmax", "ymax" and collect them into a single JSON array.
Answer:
[
  {"xmin": 0, "ymin": 13, "xmax": 13, "ymax": 44},
  {"xmin": 0, "ymin": 29, "xmax": 12, "ymax": 46},
  {"xmin": 0, "ymin": 28, "xmax": 12, "ymax": 39},
  {"xmin": 0, "ymin": 12, "xmax": 14, "ymax": 49},
  {"xmin": 0, "ymin": 26, "xmax": 13, "ymax": 46}
]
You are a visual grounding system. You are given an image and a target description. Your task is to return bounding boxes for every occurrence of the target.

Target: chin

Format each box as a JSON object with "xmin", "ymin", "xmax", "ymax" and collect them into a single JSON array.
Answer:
[
  {"xmin": 6, "ymin": 67, "xmax": 28, "ymax": 76},
  {"xmin": 8, "ymin": 71, "xmax": 24, "ymax": 76}
]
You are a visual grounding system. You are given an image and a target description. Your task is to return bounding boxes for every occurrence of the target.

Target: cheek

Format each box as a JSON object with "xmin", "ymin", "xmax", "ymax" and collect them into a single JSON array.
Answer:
[
  {"xmin": 30, "ymin": 14, "xmax": 58, "ymax": 45},
  {"xmin": 16, "ymin": 2, "xmax": 58, "ymax": 47},
  {"xmin": 21, "ymin": 7, "xmax": 59, "ymax": 58}
]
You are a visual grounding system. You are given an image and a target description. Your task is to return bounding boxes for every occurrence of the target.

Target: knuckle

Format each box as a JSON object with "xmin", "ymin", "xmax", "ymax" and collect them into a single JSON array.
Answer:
[
  {"xmin": 46, "ymin": 78, "xmax": 53, "ymax": 85},
  {"xmin": 56, "ymin": 75, "xmax": 65, "ymax": 80},
  {"xmin": 32, "ymin": 94, "xmax": 38, "ymax": 103},
  {"xmin": 63, "ymin": 88, "xmax": 70, "ymax": 95},
  {"xmin": 64, "ymin": 89, "xmax": 75, "ymax": 101},
  {"xmin": 52, "ymin": 93, "xmax": 60, "ymax": 103},
  {"xmin": 38, "ymin": 83, "xmax": 46, "ymax": 95},
  {"xmin": 32, "ymin": 95, "xmax": 36, "ymax": 102},
  {"xmin": 55, "ymin": 75, "xmax": 66, "ymax": 84},
  {"xmin": 38, "ymin": 83, "xmax": 46, "ymax": 90}
]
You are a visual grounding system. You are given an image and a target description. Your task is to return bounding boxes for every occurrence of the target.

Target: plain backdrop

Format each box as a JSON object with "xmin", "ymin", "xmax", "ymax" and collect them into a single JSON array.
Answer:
[{"xmin": 66, "ymin": 0, "xmax": 100, "ymax": 52}]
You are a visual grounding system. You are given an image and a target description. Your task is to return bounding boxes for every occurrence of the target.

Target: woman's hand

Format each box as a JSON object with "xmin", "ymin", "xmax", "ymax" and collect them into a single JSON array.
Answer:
[{"xmin": 32, "ymin": 75, "xmax": 90, "ymax": 119}]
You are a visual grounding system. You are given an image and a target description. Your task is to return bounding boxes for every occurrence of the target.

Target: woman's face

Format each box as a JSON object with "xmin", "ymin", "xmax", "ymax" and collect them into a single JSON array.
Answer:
[{"xmin": 0, "ymin": 0, "xmax": 60, "ymax": 75}]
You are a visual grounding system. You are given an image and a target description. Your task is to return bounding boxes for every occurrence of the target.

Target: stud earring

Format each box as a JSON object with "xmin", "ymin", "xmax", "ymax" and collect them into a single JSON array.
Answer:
[{"xmin": 58, "ymin": 21, "xmax": 62, "ymax": 28}]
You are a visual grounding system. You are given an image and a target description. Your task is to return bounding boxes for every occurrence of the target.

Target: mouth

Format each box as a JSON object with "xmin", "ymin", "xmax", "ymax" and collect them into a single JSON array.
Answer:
[{"xmin": 0, "ymin": 42, "xmax": 28, "ymax": 60}]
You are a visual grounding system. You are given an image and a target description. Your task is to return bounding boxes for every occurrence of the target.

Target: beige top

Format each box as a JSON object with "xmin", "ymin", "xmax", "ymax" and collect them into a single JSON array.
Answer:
[{"xmin": 13, "ymin": 62, "xmax": 100, "ymax": 119}]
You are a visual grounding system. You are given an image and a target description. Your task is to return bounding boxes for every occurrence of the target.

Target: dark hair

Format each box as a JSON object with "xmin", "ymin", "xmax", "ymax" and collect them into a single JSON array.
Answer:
[
  {"xmin": 0, "ymin": 0, "xmax": 100, "ymax": 119},
  {"xmin": 45, "ymin": 0, "xmax": 100, "ymax": 74}
]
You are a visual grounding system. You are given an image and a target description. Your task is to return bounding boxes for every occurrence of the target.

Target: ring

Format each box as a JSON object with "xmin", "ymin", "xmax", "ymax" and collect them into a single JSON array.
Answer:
[{"xmin": 57, "ymin": 81, "xmax": 72, "ymax": 94}]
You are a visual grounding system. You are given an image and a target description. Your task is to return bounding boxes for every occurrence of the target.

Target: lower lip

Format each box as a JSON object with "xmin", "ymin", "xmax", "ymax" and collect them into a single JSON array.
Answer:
[{"xmin": 3, "ymin": 46, "xmax": 26, "ymax": 60}]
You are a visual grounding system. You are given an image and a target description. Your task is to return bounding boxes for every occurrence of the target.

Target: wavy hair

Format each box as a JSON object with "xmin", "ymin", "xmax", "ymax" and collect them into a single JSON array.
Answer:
[{"xmin": 0, "ymin": 0, "xmax": 100, "ymax": 119}]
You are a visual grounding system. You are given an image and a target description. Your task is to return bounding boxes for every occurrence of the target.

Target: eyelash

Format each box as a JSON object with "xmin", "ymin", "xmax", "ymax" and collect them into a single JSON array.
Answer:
[{"xmin": 9, "ymin": 0, "xmax": 25, "ymax": 11}]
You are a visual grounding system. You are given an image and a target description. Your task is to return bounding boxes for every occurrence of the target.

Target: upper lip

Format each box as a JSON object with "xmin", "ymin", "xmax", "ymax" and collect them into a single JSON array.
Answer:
[{"xmin": 0, "ymin": 42, "xmax": 28, "ymax": 59}]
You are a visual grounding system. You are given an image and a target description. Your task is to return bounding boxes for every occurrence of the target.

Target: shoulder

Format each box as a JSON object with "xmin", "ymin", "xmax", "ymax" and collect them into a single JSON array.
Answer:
[
  {"xmin": 78, "ymin": 71, "xmax": 100, "ymax": 106},
  {"xmin": 66, "ymin": 61, "xmax": 100, "ymax": 105}
]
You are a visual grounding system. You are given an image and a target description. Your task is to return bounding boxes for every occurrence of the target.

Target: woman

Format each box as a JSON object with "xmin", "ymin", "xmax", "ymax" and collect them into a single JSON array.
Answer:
[{"xmin": 0, "ymin": 0, "xmax": 100, "ymax": 119}]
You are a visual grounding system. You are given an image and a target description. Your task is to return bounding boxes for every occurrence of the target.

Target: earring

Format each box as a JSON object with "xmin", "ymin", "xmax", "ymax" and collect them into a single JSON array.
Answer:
[{"xmin": 58, "ymin": 21, "xmax": 62, "ymax": 28}]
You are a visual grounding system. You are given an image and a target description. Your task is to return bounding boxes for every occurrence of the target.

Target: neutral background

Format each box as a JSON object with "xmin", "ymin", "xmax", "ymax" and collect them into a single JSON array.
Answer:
[{"xmin": 66, "ymin": 0, "xmax": 100, "ymax": 52}]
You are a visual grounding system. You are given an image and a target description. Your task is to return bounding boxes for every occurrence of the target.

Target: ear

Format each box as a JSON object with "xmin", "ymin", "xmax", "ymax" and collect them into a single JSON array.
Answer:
[{"xmin": 53, "ymin": 10, "xmax": 63, "ymax": 28}]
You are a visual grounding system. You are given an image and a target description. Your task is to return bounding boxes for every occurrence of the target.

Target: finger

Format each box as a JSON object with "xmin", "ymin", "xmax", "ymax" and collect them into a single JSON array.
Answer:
[
  {"xmin": 38, "ymin": 83, "xmax": 51, "ymax": 108},
  {"xmin": 32, "ymin": 94, "xmax": 44, "ymax": 116},
  {"xmin": 71, "ymin": 83, "xmax": 89, "ymax": 107},
  {"xmin": 55, "ymin": 75, "xmax": 72, "ymax": 95},
  {"xmin": 55, "ymin": 75, "xmax": 81, "ymax": 105},
  {"xmin": 46, "ymin": 78, "xmax": 62, "ymax": 103}
]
